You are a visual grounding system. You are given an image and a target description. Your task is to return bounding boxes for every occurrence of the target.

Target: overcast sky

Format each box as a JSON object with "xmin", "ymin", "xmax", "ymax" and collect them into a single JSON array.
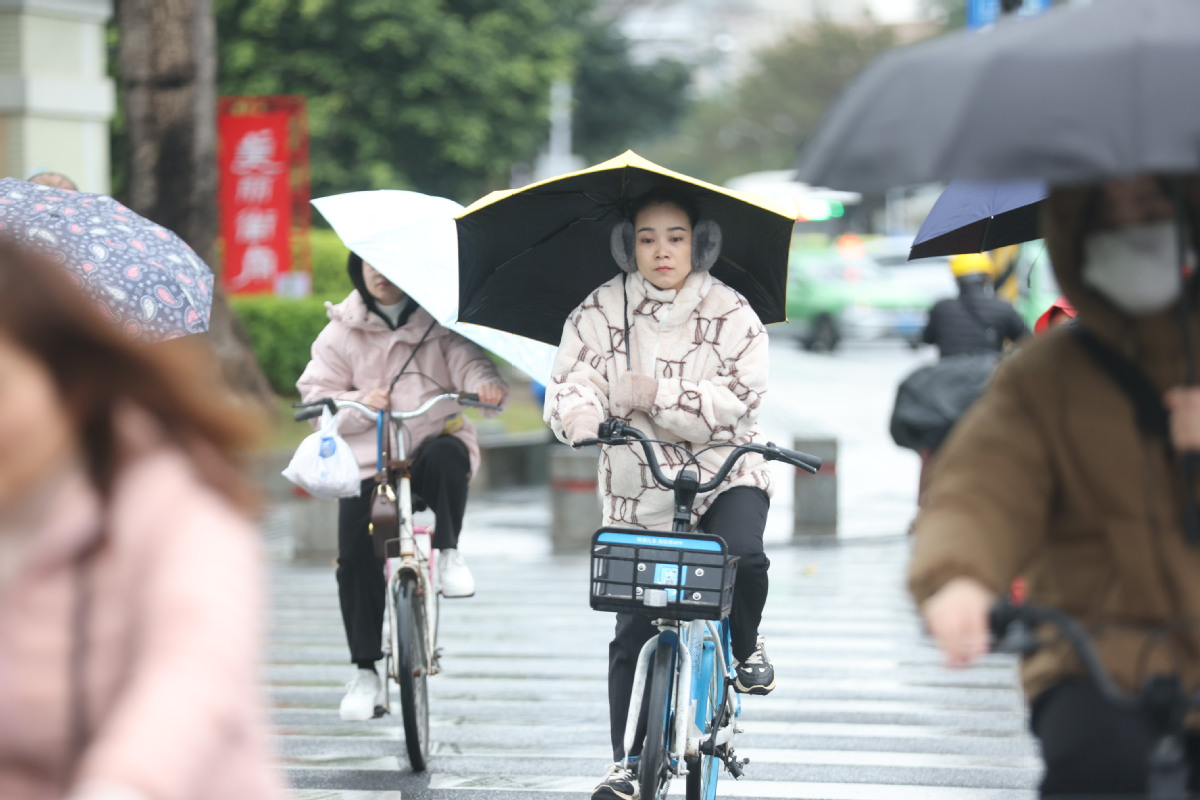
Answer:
[{"xmin": 865, "ymin": 0, "xmax": 927, "ymax": 23}]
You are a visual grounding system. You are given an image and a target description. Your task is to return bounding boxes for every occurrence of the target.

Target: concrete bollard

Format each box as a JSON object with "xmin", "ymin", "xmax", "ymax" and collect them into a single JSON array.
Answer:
[
  {"xmin": 549, "ymin": 444, "xmax": 602, "ymax": 553},
  {"xmin": 289, "ymin": 493, "xmax": 340, "ymax": 563},
  {"xmin": 792, "ymin": 435, "xmax": 838, "ymax": 540}
]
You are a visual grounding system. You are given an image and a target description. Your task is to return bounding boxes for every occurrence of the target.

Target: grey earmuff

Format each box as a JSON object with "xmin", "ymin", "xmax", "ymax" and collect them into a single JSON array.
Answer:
[
  {"xmin": 610, "ymin": 220, "xmax": 637, "ymax": 273},
  {"xmin": 609, "ymin": 218, "xmax": 724, "ymax": 274},
  {"xmin": 692, "ymin": 219, "xmax": 722, "ymax": 273}
]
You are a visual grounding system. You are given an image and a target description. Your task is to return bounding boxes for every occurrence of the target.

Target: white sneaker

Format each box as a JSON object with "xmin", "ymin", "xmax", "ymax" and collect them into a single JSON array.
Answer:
[
  {"xmin": 438, "ymin": 548, "xmax": 476, "ymax": 598},
  {"xmin": 338, "ymin": 668, "xmax": 385, "ymax": 721}
]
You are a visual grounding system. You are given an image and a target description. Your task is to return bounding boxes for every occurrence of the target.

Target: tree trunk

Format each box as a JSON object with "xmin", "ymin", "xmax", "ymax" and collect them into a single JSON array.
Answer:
[{"xmin": 115, "ymin": 0, "xmax": 273, "ymax": 408}]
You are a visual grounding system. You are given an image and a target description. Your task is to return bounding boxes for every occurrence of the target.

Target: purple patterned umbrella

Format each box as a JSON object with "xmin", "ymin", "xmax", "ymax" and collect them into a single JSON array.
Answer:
[{"xmin": 0, "ymin": 177, "xmax": 213, "ymax": 341}]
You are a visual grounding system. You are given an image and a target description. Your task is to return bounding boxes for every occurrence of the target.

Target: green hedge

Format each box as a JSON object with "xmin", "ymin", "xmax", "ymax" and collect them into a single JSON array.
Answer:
[
  {"xmin": 228, "ymin": 229, "xmax": 353, "ymax": 396},
  {"xmin": 231, "ymin": 295, "xmax": 329, "ymax": 396},
  {"xmin": 310, "ymin": 228, "xmax": 353, "ymax": 302}
]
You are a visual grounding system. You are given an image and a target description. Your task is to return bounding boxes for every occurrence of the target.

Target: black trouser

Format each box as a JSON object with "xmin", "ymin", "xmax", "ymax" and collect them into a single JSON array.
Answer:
[
  {"xmin": 1032, "ymin": 679, "xmax": 1200, "ymax": 797},
  {"xmin": 336, "ymin": 435, "xmax": 470, "ymax": 665},
  {"xmin": 607, "ymin": 486, "xmax": 770, "ymax": 760}
]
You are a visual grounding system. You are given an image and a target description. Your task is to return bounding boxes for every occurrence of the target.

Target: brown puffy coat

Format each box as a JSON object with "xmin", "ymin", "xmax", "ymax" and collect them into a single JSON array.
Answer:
[{"xmin": 908, "ymin": 178, "xmax": 1200, "ymax": 704}]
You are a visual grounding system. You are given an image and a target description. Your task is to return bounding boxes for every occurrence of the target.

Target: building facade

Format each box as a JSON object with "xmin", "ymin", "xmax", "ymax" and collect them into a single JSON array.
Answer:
[{"xmin": 0, "ymin": 0, "xmax": 114, "ymax": 192}]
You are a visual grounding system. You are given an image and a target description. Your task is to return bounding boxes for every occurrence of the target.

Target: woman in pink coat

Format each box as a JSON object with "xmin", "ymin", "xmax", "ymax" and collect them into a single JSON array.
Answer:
[
  {"xmin": 0, "ymin": 238, "xmax": 285, "ymax": 800},
  {"xmin": 296, "ymin": 253, "xmax": 507, "ymax": 722}
]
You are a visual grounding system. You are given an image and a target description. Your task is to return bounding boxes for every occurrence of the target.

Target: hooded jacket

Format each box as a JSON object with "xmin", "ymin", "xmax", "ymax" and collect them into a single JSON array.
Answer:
[
  {"xmin": 296, "ymin": 258, "xmax": 507, "ymax": 480},
  {"xmin": 0, "ymin": 413, "xmax": 285, "ymax": 800},
  {"xmin": 908, "ymin": 178, "xmax": 1200, "ymax": 704},
  {"xmin": 545, "ymin": 270, "xmax": 772, "ymax": 530}
]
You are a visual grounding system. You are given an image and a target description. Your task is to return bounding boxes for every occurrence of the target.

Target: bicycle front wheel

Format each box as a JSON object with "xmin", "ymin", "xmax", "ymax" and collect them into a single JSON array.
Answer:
[
  {"xmin": 640, "ymin": 636, "xmax": 677, "ymax": 800},
  {"xmin": 395, "ymin": 573, "xmax": 430, "ymax": 771},
  {"xmin": 685, "ymin": 631, "xmax": 723, "ymax": 800}
]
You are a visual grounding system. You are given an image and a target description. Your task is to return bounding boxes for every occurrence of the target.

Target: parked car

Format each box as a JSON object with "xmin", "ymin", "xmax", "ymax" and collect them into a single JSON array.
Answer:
[{"xmin": 780, "ymin": 238, "xmax": 957, "ymax": 352}]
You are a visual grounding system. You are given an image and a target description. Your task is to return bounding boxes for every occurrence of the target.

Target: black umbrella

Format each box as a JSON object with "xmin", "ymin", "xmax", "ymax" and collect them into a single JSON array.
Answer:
[
  {"xmin": 455, "ymin": 151, "xmax": 795, "ymax": 346},
  {"xmin": 796, "ymin": 0, "xmax": 1200, "ymax": 192},
  {"xmin": 909, "ymin": 179, "xmax": 1047, "ymax": 260}
]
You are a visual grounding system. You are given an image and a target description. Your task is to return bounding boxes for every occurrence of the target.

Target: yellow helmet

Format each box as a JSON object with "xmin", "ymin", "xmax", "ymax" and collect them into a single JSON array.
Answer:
[{"xmin": 949, "ymin": 252, "xmax": 993, "ymax": 278}]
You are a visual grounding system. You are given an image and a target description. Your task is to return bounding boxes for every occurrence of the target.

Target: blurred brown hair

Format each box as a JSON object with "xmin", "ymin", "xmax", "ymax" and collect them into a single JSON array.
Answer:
[{"xmin": 0, "ymin": 235, "xmax": 263, "ymax": 511}]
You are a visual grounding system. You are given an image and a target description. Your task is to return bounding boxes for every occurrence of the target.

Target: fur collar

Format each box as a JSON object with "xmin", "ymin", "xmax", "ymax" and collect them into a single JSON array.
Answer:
[{"xmin": 625, "ymin": 270, "xmax": 713, "ymax": 333}]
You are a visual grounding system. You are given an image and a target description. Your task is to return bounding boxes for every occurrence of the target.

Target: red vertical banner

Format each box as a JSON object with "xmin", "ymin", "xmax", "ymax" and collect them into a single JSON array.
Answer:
[{"xmin": 218, "ymin": 97, "xmax": 311, "ymax": 295}]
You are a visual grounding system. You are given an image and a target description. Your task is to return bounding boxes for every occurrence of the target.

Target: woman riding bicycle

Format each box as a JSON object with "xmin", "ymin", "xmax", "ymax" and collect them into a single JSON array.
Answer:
[
  {"xmin": 910, "ymin": 173, "xmax": 1200, "ymax": 797},
  {"xmin": 297, "ymin": 252, "xmax": 507, "ymax": 722},
  {"xmin": 544, "ymin": 185, "xmax": 775, "ymax": 800}
]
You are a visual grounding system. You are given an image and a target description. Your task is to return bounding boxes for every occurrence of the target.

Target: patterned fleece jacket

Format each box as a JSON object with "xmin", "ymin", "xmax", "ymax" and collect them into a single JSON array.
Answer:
[{"xmin": 544, "ymin": 270, "xmax": 773, "ymax": 531}]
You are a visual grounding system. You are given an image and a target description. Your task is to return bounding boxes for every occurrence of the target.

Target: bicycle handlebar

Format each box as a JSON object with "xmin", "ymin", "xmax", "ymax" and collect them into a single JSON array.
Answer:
[
  {"xmin": 573, "ymin": 418, "xmax": 821, "ymax": 494},
  {"xmin": 292, "ymin": 392, "xmax": 501, "ymax": 422},
  {"xmin": 989, "ymin": 599, "xmax": 1141, "ymax": 711}
]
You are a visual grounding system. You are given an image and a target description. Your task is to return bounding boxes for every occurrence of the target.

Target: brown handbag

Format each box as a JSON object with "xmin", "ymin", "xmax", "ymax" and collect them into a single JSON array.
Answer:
[{"xmin": 368, "ymin": 479, "xmax": 399, "ymax": 560}]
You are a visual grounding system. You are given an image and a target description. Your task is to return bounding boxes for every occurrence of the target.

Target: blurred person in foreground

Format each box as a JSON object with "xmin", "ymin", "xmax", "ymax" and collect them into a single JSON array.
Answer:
[
  {"xmin": 910, "ymin": 174, "xmax": 1200, "ymax": 797},
  {"xmin": 0, "ymin": 237, "xmax": 286, "ymax": 800},
  {"xmin": 297, "ymin": 252, "xmax": 507, "ymax": 722}
]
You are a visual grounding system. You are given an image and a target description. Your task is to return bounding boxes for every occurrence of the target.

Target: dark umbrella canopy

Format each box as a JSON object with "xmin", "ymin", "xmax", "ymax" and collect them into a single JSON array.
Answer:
[
  {"xmin": 909, "ymin": 179, "xmax": 1047, "ymax": 260},
  {"xmin": 796, "ymin": 0, "xmax": 1200, "ymax": 192},
  {"xmin": 0, "ymin": 178, "xmax": 212, "ymax": 341},
  {"xmin": 456, "ymin": 151, "xmax": 795, "ymax": 346}
]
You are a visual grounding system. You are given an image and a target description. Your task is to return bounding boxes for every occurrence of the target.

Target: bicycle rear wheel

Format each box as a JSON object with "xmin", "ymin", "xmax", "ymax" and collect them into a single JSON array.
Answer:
[
  {"xmin": 639, "ymin": 636, "xmax": 677, "ymax": 800},
  {"xmin": 395, "ymin": 573, "xmax": 430, "ymax": 771},
  {"xmin": 685, "ymin": 631, "xmax": 723, "ymax": 800}
]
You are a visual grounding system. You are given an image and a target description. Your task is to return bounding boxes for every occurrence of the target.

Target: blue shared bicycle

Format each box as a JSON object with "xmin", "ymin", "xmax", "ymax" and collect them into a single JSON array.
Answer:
[{"xmin": 580, "ymin": 419, "xmax": 821, "ymax": 800}]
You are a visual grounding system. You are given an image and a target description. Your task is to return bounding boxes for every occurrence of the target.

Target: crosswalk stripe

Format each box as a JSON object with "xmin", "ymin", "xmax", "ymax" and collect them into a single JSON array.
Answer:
[{"xmin": 268, "ymin": 535, "xmax": 1040, "ymax": 798}]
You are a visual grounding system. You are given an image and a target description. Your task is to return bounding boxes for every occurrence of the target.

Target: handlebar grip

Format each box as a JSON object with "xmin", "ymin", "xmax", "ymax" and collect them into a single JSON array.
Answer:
[
  {"xmin": 988, "ymin": 597, "xmax": 1021, "ymax": 640},
  {"xmin": 457, "ymin": 392, "xmax": 503, "ymax": 412},
  {"xmin": 292, "ymin": 397, "xmax": 335, "ymax": 422},
  {"xmin": 765, "ymin": 443, "xmax": 822, "ymax": 473}
]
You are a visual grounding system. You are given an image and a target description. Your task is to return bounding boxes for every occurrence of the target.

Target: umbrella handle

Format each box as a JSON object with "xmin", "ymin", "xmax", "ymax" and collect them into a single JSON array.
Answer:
[{"xmin": 622, "ymin": 276, "xmax": 632, "ymax": 372}]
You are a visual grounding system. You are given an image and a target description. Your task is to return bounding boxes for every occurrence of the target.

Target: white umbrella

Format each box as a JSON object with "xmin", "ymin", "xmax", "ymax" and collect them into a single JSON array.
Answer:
[{"xmin": 311, "ymin": 190, "xmax": 557, "ymax": 385}]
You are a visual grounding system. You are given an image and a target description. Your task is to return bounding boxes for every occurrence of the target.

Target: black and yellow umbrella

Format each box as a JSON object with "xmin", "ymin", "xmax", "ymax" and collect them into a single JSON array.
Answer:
[{"xmin": 455, "ymin": 151, "xmax": 795, "ymax": 346}]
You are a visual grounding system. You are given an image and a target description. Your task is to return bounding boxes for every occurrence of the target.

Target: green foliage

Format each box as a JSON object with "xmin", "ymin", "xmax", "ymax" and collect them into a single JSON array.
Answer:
[
  {"xmin": 230, "ymin": 295, "xmax": 329, "ymax": 395},
  {"xmin": 641, "ymin": 19, "xmax": 896, "ymax": 185},
  {"xmin": 309, "ymin": 227, "xmax": 352, "ymax": 302},
  {"xmin": 215, "ymin": 0, "xmax": 592, "ymax": 201},
  {"xmin": 572, "ymin": 22, "xmax": 691, "ymax": 163}
]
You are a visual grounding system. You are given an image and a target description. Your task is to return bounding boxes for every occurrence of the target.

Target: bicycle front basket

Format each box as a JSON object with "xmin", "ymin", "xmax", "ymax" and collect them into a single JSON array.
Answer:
[{"xmin": 589, "ymin": 528, "xmax": 738, "ymax": 621}]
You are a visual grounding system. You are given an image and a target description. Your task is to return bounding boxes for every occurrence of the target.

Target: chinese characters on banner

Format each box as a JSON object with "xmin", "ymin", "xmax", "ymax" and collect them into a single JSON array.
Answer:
[{"xmin": 218, "ymin": 97, "xmax": 311, "ymax": 295}]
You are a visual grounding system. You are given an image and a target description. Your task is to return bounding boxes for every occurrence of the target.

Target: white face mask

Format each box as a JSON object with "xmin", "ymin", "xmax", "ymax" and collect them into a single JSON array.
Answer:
[{"xmin": 1082, "ymin": 221, "xmax": 1186, "ymax": 315}]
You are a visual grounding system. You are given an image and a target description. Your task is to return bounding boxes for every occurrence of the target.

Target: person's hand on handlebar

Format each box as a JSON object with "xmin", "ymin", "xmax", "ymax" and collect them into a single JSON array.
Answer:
[
  {"xmin": 563, "ymin": 407, "xmax": 603, "ymax": 446},
  {"xmin": 472, "ymin": 383, "xmax": 507, "ymax": 418},
  {"xmin": 921, "ymin": 576, "xmax": 997, "ymax": 668},
  {"xmin": 363, "ymin": 387, "xmax": 390, "ymax": 409}
]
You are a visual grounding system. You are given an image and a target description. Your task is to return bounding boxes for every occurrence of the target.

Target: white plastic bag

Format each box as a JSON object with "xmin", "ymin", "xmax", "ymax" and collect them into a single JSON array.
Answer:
[{"xmin": 281, "ymin": 406, "xmax": 361, "ymax": 499}]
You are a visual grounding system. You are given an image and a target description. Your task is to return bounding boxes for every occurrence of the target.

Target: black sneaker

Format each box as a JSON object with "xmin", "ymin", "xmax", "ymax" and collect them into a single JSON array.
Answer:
[
  {"xmin": 734, "ymin": 635, "xmax": 776, "ymax": 695},
  {"xmin": 591, "ymin": 761, "xmax": 638, "ymax": 800}
]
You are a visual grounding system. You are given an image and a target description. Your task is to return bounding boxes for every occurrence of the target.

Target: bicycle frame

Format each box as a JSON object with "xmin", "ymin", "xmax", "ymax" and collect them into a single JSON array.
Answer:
[
  {"xmin": 294, "ymin": 392, "xmax": 494, "ymax": 676},
  {"xmin": 583, "ymin": 420, "xmax": 820, "ymax": 798}
]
